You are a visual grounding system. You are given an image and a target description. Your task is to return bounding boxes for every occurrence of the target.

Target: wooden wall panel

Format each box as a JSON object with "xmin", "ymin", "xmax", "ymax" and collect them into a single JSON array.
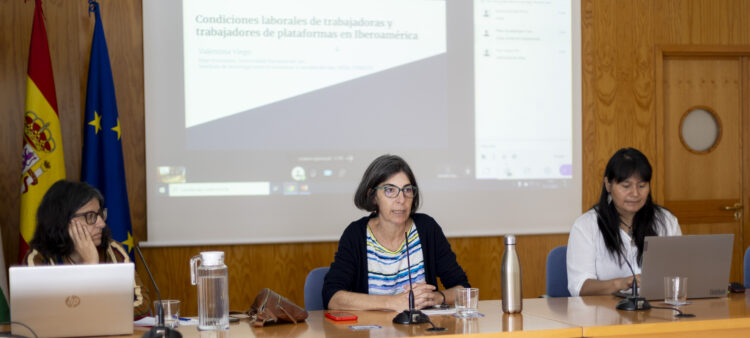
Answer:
[
  {"xmin": 744, "ymin": 56, "xmax": 750, "ymax": 268},
  {"xmin": 0, "ymin": 0, "xmax": 31, "ymax": 267},
  {"xmin": 1, "ymin": 0, "xmax": 146, "ymax": 267},
  {"xmin": 3, "ymin": 0, "xmax": 750, "ymax": 317},
  {"xmin": 0, "ymin": 0, "xmax": 90, "ymax": 270},
  {"xmin": 139, "ymin": 234, "xmax": 568, "ymax": 316},
  {"xmin": 581, "ymin": 0, "xmax": 750, "ymax": 287},
  {"xmin": 580, "ymin": 0, "xmax": 597, "ymax": 209},
  {"xmin": 581, "ymin": 0, "xmax": 750, "ymax": 209},
  {"xmin": 100, "ymin": 0, "xmax": 147, "ymax": 243}
]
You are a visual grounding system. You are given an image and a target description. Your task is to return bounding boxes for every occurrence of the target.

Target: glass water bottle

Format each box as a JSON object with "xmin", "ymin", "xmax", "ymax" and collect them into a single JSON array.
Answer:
[{"xmin": 190, "ymin": 251, "xmax": 229, "ymax": 330}]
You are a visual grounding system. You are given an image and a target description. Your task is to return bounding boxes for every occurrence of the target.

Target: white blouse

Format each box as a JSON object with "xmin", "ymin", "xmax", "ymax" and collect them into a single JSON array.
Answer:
[{"xmin": 566, "ymin": 208, "xmax": 682, "ymax": 296}]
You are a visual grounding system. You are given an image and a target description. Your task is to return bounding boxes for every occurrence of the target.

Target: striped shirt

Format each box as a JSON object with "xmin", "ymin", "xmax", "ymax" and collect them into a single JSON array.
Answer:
[{"xmin": 367, "ymin": 223, "xmax": 426, "ymax": 295}]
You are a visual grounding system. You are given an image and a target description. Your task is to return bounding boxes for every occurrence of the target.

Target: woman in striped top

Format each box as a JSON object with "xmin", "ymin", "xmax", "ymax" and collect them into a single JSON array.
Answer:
[{"xmin": 323, "ymin": 155, "xmax": 470, "ymax": 311}]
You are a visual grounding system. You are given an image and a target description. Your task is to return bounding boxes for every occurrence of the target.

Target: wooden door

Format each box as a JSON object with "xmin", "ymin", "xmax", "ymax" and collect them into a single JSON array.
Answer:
[{"xmin": 661, "ymin": 56, "xmax": 744, "ymax": 283}]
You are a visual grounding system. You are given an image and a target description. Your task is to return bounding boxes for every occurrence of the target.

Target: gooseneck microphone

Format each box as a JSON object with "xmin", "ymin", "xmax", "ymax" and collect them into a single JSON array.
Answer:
[
  {"xmin": 613, "ymin": 240, "xmax": 694, "ymax": 316},
  {"xmin": 393, "ymin": 231, "xmax": 431, "ymax": 324},
  {"xmin": 595, "ymin": 213, "xmax": 650, "ymax": 311},
  {"xmin": 392, "ymin": 232, "xmax": 446, "ymax": 331},
  {"xmin": 615, "ymin": 253, "xmax": 650, "ymax": 311},
  {"xmin": 134, "ymin": 244, "xmax": 182, "ymax": 338}
]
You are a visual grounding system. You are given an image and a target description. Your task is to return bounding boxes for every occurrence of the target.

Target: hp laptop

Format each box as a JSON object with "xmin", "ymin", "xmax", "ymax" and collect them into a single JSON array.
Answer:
[
  {"xmin": 636, "ymin": 234, "xmax": 734, "ymax": 300},
  {"xmin": 10, "ymin": 263, "xmax": 135, "ymax": 337}
]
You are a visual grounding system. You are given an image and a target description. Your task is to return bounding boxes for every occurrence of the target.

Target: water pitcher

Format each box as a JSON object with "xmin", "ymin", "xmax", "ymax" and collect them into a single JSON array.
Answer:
[{"xmin": 190, "ymin": 251, "xmax": 229, "ymax": 330}]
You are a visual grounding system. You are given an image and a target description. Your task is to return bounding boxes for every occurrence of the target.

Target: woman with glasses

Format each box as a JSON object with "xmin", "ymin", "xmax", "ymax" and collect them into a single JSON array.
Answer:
[
  {"xmin": 22, "ymin": 180, "xmax": 150, "ymax": 318},
  {"xmin": 323, "ymin": 154, "xmax": 470, "ymax": 311}
]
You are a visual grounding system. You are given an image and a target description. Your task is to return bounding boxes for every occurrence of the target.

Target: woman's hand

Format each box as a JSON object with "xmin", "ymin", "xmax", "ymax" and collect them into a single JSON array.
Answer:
[
  {"xmin": 387, "ymin": 282, "xmax": 437, "ymax": 310},
  {"xmin": 411, "ymin": 283, "xmax": 439, "ymax": 309},
  {"xmin": 328, "ymin": 284, "xmax": 443, "ymax": 312},
  {"xmin": 612, "ymin": 276, "xmax": 632, "ymax": 291},
  {"xmin": 580, "ymin": 274, "xmax": 642, "ymax": 296},
  {"xmin": 68, "ymin": 220, "xmax": 99, "ymax": 264},
  {"xmin": 612, "ymin": 274, "xmax": 641, "ymax": 292}
]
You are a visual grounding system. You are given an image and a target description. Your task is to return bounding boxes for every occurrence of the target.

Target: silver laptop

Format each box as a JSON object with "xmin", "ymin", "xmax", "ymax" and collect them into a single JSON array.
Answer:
[
  {"xmin": 637, "ymin": 234, "xmax": 734, "ymax": 300},
  {"xmin": 10, "ymin": 263, "xmax": 135, "ymax": 337}
]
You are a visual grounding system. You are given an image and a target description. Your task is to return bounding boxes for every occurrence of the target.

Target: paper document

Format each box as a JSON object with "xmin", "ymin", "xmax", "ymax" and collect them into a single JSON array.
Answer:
[
  {"xmin": 134, "ymin": 316, "xmax": 199, "ymax": 327},
  {"xmin": 422, "ymin": 307, "xmax": 457, "ymax": 316}
]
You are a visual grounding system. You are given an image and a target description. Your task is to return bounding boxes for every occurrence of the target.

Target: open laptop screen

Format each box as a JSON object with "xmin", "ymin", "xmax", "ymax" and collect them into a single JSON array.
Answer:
[
  {"xmin": 10, "ymin": 263, "xmax": 134, "ymax": 337},
  {"xmin": 636, "ymin": 234, "xmax": 733, "ymax": 300}
]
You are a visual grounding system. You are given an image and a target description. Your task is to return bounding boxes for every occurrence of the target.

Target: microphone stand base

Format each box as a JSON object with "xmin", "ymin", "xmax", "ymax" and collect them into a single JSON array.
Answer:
[
  {"xmin": 142, "ymin": 325, "xmax": 182, "ymax": 338},
  {"xmin": 616, "ymin": 297, "xmax": 651, "ymax": 311},
  {"xmin": 393, "ymin": 310, "xmax": 431, "ymax": 324}
]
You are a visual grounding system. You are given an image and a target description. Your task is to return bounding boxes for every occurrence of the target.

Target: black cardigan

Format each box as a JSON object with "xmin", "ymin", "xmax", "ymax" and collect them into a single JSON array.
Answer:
[{"xmin": 322, "ymin": 213, "xmax": 470, "ymax": 309}]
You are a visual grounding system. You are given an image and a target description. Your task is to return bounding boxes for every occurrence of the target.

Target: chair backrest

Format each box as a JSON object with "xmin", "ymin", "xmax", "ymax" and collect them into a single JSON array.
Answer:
[
  {"xmin": 744, "ymin": 246, "xmax": 750, "ymax": 288},
  {"xmin": 304, "ymin": 267, "xmax": 330, "ymax": 311},
  {"xmin": 546, "ymin": 245, "xmax": 570, "ymax": 297}
]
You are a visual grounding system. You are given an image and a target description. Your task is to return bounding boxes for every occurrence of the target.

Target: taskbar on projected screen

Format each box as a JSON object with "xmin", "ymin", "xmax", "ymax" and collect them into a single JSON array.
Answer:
[
  {"xmin": 156, "ymin": 177, "xmax": 572, "ymax": 198},
  {"xmin": 158, "ymin": 181, "xmax": 341, "ymax": 197}
]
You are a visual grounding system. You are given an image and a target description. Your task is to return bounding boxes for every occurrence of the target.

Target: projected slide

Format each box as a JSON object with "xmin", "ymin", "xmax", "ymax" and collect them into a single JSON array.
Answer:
[
  {"xmin": 143, "ymin": 0, "xmax": 582, "ymax": 245},
  {"xmin": 475, "ymin": 0, "xmax": 572, "ymax": 180},
  {"xmin": 184, "ymin": 0, "xmax": 446, "ymax": 128}
]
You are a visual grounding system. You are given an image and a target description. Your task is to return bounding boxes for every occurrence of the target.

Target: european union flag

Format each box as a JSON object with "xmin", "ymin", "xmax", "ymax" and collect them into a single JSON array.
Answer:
[{"xmin": 81, "ymin": 0, "xmax": 134, "ymax": 258}]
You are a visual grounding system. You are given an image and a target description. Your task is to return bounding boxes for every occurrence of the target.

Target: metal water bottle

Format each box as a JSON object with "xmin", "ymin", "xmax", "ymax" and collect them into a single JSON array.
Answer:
[
  {"xmin": 501, "ymin": 235, "xmax": 522, "ymax": 313},
  {"xmin": 191, "ymin": 251, "xmax": 229, "ymax": 330}
]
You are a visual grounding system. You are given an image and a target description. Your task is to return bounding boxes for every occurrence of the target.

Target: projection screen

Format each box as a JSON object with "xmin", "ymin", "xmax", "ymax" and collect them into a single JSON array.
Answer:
[{"xmin": 143, "ymin": 0, "xmax": 582, "ymax": 245}]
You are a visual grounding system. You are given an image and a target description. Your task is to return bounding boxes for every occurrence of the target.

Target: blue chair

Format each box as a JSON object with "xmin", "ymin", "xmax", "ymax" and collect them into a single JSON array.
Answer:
[
  {"xmin": 744, "ymin": 247, "xmax": 750, "ymax": 288},
  {"xmin": 304, "ymin": 267, "xmax": 330, "ymax": 311},
  {"xmin": 546, "ymin": 245, "xmax": 571, "ymax": 297}
]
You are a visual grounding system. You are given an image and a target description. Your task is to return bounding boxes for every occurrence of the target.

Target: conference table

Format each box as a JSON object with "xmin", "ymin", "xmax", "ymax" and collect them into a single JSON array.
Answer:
[{"xmin": 132, "ymin": 293, "xmax": 750, "ymax": 337}]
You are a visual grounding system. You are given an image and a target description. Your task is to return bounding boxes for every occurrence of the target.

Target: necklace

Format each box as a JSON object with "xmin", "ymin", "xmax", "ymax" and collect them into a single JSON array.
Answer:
[{"xmin": 620, "ymin": 220, "xmax": 633, "ymax": 236}]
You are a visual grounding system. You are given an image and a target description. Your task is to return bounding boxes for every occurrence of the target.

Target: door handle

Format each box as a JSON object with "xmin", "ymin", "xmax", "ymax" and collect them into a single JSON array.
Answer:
[
  {"xmin": 721, "ymin": 203, "xmax": 743, "ymax": 211},
  {"xmin": 721, "ymin": 203, "xmax": 743, "ymax": 221}
]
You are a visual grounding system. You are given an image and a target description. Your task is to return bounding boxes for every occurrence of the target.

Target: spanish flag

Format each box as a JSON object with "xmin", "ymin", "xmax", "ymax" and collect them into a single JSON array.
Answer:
[{"xmin": 20, "ymin": 0, "xmax": 66, "ymax": 259}]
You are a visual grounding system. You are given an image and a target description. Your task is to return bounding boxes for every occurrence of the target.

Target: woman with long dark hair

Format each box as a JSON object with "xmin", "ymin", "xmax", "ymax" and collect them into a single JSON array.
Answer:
[
  {"xmin": 566, "ymin": 148, "xmax": 682, "ymax": 296},
  {"xmin": 23, "ymin": 180, "xmax": 150, "ymax": 318},
  {"xmin": 323, "ymin": 154, "xmax": 470, "ymax": 310}
]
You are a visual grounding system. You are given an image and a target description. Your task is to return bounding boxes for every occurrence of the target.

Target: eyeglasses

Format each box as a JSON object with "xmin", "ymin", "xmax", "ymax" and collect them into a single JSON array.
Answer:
[
  {"xmin": 72, "ymin": 208, "xmax": 107, "ymax": 225},
  {"xmin": 373, "ymin": 184, "xmax": 417, "ymax": 199}
]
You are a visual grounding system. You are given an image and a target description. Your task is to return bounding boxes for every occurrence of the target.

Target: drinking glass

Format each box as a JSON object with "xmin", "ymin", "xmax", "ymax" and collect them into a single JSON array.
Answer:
[
  {"xmin": 455, "ymin": 288, "xmax": 479, "ymax": 318},
  {"xmin": 664, "ymin": 276, "xmax": 688, "ymax": 306},
  {"xmin": 154, "ymin": 299, "xmax": 181, "ymax": 328}
]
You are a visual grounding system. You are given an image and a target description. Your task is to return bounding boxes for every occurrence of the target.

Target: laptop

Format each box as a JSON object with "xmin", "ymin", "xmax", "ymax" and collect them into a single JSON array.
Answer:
[
  {"xmin": 10, "ymin": 263, "xmax": 135, "ymax": 337},
  {"xmin": 635, "ymin": 234, "xmax": 734, "ymax": 300}
]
